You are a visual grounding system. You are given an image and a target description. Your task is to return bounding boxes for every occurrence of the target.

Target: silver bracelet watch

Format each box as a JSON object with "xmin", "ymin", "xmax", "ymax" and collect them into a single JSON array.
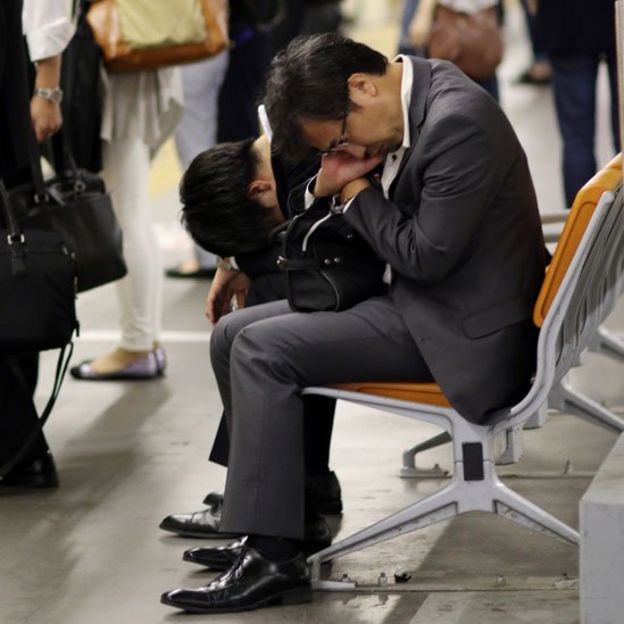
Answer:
[{"xmin": 34, "ymin": 87, "xmax": 63, "ymax": 104}]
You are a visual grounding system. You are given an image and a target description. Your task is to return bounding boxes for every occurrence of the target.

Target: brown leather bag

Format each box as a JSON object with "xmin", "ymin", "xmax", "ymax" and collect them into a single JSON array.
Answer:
[
  {"xmin": 429, "ymin": 4, "xmax": 503, "ymax": 80},
  {"xmin": 86, "ymin": 0, "xmax": 229, "ymax": 73}
]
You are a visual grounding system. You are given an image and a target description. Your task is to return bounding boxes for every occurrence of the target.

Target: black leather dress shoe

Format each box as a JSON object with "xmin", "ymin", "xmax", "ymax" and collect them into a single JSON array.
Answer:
[
  {"xmin": 183, "ymin": 515, "xmax": 331, "ymax": 571},
  {"xmin": 160, "ymin": 475, "xmax": 343, "ymax": 537},
  {"xmin": 159, "ymin": 507, "xmax": 238, "ymax": 539},
  {"xmin": 0, "ymin": 451, "xmax": 59, "ymax": 489},
  {"xmin": 161, "ymin": 546, "xmax": 312, "ymax": 613},
  {"xmin": 183, "ymin": 537, "xmax": 249, "ymax": 571}
]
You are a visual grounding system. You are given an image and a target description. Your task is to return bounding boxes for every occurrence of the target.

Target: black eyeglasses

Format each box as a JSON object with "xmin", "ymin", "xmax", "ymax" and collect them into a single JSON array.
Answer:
[{"xmin": 314, "ymin": 114, "xmax": 349, "ymax": 156}]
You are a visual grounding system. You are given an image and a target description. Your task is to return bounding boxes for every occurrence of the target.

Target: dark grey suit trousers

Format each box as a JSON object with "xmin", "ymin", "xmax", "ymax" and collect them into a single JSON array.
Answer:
[{"xmin": 211, "ymin": 296, "xmax": 433, "ymax": 540}]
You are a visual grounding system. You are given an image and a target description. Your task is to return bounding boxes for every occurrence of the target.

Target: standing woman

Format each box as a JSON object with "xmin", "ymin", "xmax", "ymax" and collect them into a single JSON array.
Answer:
[
  {"xmin": 0, "ymin": 0, "xmax": 74, "ymax": 487},
  {"xmin": 70, "ymin": 10, "xmax": 184, "ymax": 380}
]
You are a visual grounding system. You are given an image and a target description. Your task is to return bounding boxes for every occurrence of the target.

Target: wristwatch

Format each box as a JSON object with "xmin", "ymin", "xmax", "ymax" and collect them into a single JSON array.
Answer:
[
  {"xmin": 34, "ymin": 87, "xmax": 63, "ymax": 104},
  {"xmin": 216, "ymin": 257, "xmax": 234, "ymax": 271}
]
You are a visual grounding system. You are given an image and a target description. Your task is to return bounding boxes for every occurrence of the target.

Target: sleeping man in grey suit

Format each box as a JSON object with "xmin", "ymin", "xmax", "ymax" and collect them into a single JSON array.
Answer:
[{"xmin": 162, "ymin": 33, "xmax": 548, "ymax": 614}]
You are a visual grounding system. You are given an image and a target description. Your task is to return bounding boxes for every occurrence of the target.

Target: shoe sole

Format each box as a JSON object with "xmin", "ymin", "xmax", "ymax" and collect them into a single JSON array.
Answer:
[
  {"xmin": 159, "ymin": 522, "xmax": 238, "ymax": 539},
  {"xmin": 70, "ymin": 371, "xmax": 164, "ymax": 381},
  {"xmin": 161, "ymin": 585, "xmax": 313, "ymax": 613}
]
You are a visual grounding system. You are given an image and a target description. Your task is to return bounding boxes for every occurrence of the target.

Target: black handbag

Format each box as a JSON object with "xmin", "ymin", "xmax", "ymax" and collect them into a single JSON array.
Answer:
[
  {"xmin": 0, "ymin": 180, "xmax": 77, "ymax": 479},
  {"xmin": 10, "ymin": 133, "xmax": 127, "ymax": 293},
  {"xmin": 276, "ymin": 202, "xmax": 386, "ymax": 312},
  {"xmin": 0, "ymin": 181, "xmax": 78, "ymax": 355}
]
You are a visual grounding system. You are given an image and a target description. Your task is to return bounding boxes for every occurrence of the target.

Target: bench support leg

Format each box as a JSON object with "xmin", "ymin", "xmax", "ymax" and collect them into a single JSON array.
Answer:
[
  {"xmin": 556, "ymin": 378, "xmax": 624, "ymax": 433},
  {"xmin": 400, "ymin": 431, "xmax": 451, "ymax": 478},
  {"xmin": 309, "ymin": 465, "xmax": 578, "ymax": 588}
]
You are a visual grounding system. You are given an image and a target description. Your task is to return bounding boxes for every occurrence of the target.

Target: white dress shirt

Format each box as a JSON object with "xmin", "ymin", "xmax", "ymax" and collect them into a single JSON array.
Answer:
[{"xmin": 22, "ymin": 0, "xmax": 74, "ymax": 62}]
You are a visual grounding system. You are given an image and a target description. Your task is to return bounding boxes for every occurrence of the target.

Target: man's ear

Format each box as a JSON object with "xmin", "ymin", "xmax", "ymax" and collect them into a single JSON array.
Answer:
[
  {"xmin": 347, "ymin": 73, "xmax": 378, "ymax": 106},
  {"xmin": 248, "ymin": 179, "xmax": 273, "ymax": 199}
]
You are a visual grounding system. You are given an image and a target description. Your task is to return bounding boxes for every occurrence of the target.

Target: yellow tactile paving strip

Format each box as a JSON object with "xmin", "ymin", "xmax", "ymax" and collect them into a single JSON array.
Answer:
[{"xmin": 148, "ymin": 139, "xmax": 182, "ymax": 200}]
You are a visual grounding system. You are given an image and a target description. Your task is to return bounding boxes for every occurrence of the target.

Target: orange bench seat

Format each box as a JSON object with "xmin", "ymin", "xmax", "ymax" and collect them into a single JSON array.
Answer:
[{"xmin": 332, "ymin": 381, "xmax": 451, "ymax": 407}]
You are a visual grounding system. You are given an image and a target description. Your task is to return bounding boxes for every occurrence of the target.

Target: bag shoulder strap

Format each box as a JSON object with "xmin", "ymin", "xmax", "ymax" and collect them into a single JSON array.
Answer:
[{"xmin": 0, "ymin": 343, "xmax": 74, "ymax": 479}]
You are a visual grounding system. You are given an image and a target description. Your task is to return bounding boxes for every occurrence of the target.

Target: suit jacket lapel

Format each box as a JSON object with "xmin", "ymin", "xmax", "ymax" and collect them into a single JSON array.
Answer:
[{"xmin": 390, "ymin": 57, "xmax": 432, "ymax": 194}]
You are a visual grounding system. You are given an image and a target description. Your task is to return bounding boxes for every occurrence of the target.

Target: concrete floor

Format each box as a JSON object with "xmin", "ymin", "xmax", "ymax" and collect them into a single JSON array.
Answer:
[{"xmin": 1, "ymin": 3, "xmax": 623, "ymax": 623}]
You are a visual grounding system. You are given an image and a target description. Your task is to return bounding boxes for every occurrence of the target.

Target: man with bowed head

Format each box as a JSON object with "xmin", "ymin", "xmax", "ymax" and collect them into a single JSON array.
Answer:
[{"xmin": 162, "ymin": 33, "xmax": 547, "ymax": 613}]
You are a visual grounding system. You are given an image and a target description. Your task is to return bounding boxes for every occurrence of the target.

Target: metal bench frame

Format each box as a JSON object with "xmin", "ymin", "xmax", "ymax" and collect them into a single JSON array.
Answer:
[{"xmin": 303, "ymin": 186, "xmax": 624, "ymax": 590}]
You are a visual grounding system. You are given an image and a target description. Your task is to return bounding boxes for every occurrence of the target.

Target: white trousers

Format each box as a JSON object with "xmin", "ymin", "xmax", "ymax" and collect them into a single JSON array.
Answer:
[{"xmin": 102, "ymin": 138, "xmax": 162, "ymax": 351}]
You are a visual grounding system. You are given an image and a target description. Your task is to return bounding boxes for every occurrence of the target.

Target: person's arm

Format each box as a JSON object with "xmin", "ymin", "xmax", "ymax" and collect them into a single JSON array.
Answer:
[
  {"xmin": 30, "ymin": 55, "xmax": 63, "ymax": 142},
  {"xmin": 341, "ymin": 114, "xmax": 504, "ymax": 283},
  {"xmin": 22, "ymin": 0, "xmax": 74, "ymax": 142},
  {"xmin": 205, "ymin": 262, "xmax": 251, "ymax": 324}
]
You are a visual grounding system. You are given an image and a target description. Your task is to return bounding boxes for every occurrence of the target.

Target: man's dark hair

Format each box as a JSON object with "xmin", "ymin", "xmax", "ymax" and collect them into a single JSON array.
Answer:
[
  {"xmin": 264, "ymin": 33, "xmax": 387, "ymax": 161},
  {"xmin": 179, "ymin": 139, "xmax": 277, "ymax": 257}
]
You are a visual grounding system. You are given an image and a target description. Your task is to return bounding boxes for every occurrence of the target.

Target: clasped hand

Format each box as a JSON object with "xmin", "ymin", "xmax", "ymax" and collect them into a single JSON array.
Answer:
[{"xmin": 313, "ymin": 150, "xmax": 383, "ymax": 202}]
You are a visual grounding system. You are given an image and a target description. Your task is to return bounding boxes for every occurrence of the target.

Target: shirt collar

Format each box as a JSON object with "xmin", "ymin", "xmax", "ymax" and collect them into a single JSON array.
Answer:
[{"xmin": 393, "ymin": 54, "xmax": 414, "ymax": 150}]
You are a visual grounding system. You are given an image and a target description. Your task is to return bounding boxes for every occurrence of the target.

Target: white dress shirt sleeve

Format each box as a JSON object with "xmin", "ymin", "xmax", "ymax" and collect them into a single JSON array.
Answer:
[{"xmin": 22, "ymin": 0, "xmax": 75, "ymax": 62}]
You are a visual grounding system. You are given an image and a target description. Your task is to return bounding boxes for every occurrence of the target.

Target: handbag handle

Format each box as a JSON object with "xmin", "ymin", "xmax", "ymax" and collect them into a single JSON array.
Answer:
[
  {"xmin": 50, "ymin": 131, "xmax": 85, "ymax": 190},
  {"xmin": 0, "ymin": 180, "xmax": 24, "ymax": 243},
  {"xmin": 25, "ymin": 125, "xmax": 84, "ymax": 205},
  {"xmin": 25, "ymin": 126, "xmax": 49, "ymax": 202}
]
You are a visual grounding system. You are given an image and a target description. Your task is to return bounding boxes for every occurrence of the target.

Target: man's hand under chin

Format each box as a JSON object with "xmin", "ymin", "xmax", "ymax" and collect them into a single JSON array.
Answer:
[{"xmin": 313, "ymin": 150, "xmax": 383, "ymax": 199}]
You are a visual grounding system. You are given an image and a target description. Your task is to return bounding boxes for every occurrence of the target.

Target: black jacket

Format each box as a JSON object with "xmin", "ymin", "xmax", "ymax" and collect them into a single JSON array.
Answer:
[
  {"xmin": 343, "ymin": 58, "xmax": 547, "ymax": 423},
  {"xmin": 234, "ymin": 153, "xmax": 318, "ymax": 304},
  {"xmin": 0, "ymin": 0, "xmax": 32, "ymax": 185}
]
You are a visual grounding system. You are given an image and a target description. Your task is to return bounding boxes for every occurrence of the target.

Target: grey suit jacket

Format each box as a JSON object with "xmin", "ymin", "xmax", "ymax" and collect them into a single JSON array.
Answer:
[{"xmin": 344, "ymin": 57, "xmax": 547, "ymax": 423}]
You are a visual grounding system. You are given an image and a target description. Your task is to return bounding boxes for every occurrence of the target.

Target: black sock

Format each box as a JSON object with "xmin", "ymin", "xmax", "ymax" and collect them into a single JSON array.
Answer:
[{"xmin": 247, "ymin": 535, "xmax": 299, "ymax": 562}]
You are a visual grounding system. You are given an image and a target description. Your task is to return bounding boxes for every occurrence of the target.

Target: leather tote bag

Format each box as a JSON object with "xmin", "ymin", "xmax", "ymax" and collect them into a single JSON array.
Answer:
[
  {"xmin": 0, "ymin": 181, "xmax": 78, "ymax": 356},
  {"xmin": 86, "ymin": 0, "xmax": 229, "ymax": 72},
  {"xmin": 276, "ymin": 202, "xmax": 386, "ymax": 312},
  {"xmin": 10, "ymin": 134, "xmax": 127, "ymax": 293},
  {"xmin": 429, "ymin": 4, "xmax": 503, "ymax": 80},
  {"xmin": 0, "ymin": 182, "xmax": 77, "ymax": 481}
]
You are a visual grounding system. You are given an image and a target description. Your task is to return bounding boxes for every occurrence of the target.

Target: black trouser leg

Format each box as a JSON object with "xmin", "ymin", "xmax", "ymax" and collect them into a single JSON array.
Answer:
[{"xmin": 0, "ymin": 352, "xmax": 47, "ymax": 470}]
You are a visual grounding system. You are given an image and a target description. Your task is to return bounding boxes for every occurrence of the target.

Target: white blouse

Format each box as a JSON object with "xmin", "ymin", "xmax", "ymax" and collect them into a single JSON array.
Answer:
[{"xmin": 22, "ymin": 0, "xmax": 74, "ymax": 62}]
